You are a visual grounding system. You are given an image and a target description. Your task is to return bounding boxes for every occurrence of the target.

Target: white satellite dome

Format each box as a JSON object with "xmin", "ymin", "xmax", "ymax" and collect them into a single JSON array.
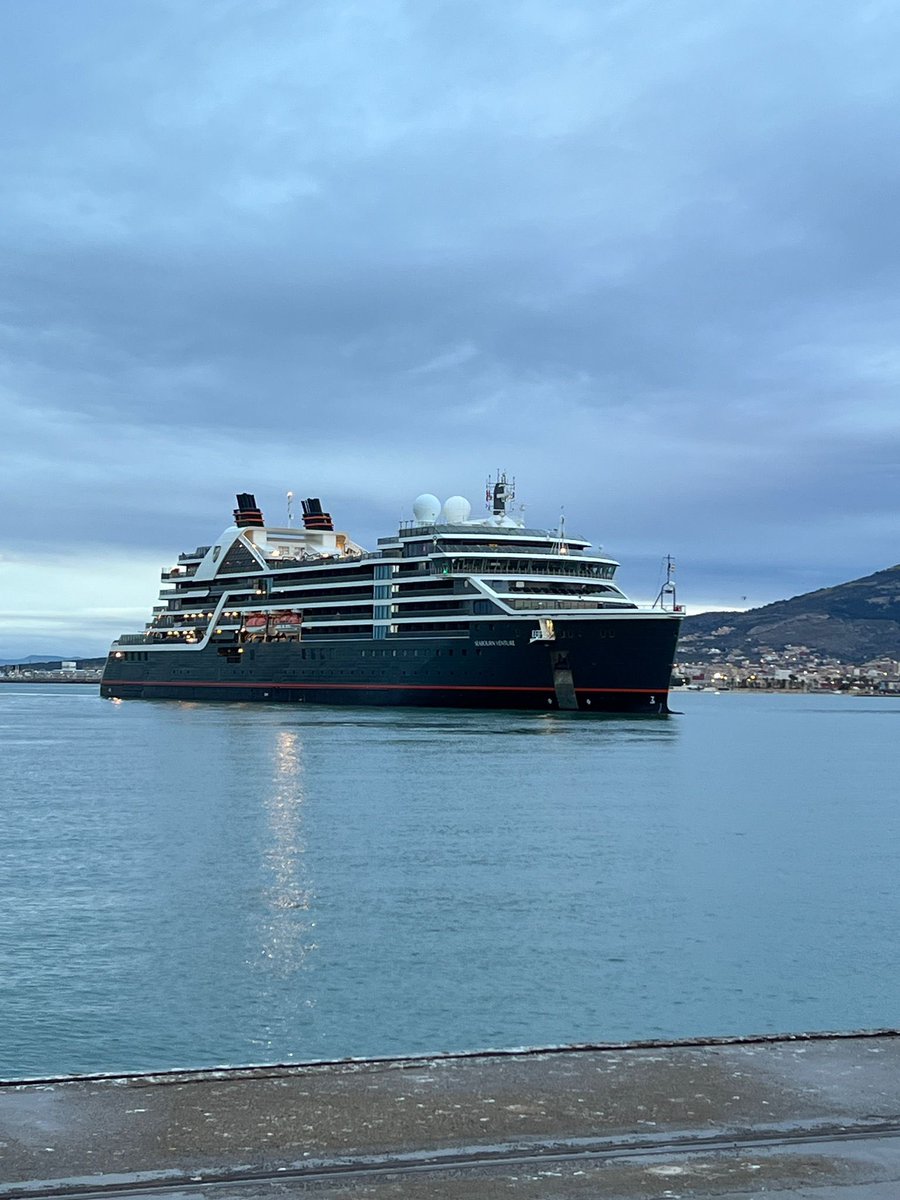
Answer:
[
  {"xmin": 442, "ymin": 495, "xmax": 472, "ymax": 524},
  {"xmin": 412, "ymin": 493, "xmax": 442, "ymax": 524}
]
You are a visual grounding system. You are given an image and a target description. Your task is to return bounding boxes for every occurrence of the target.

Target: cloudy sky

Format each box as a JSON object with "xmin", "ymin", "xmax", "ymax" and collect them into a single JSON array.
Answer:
[{"xmin": 2, "ymin": 0, "xmax": 899, "ymax": 657}]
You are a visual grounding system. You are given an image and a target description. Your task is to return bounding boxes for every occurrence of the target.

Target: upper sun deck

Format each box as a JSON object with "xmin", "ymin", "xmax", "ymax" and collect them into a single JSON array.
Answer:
[
  {"xmin": 380, "ymin": 523, "xmax": 588, "ymax": 546},
  {"xmin": 161, "ymin": 480, "xmax": 619, "ymax": 593},
  {"xmin": 376, "ymin": 522, "xmax": 615, "ymax": 565}
]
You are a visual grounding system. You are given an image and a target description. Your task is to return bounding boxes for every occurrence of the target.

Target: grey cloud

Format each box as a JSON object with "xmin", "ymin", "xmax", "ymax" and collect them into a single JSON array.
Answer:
[{"xmin": 2, "ymin": 0, "xmax": 900, "ymax": 655}]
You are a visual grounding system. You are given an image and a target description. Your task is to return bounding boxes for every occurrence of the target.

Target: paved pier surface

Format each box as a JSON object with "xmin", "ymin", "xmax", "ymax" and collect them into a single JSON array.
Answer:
[{"xmin": 3, "ymin": 1033, "xmax": 900, "ymax": 1198}]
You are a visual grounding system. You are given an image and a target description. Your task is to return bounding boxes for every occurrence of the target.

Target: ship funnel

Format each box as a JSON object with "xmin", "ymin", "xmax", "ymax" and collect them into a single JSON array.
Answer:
[
  {"xmin": 234, "ymin": 493, "xmax": 265, "ymax": 528},
  {"xmin": 301, "ymin": 497, "xmax": 334, "ymax": 531}
]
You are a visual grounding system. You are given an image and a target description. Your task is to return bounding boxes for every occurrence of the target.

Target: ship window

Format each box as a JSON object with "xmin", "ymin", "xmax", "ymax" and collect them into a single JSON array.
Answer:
[{"xmin": 218, "ymin": 541, "xmax": 260, "ymax": 575}]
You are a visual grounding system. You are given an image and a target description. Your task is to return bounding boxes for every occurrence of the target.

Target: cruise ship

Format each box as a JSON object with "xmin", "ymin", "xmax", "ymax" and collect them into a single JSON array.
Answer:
[{"xmin": 100, "ymin": 475, "xmax": 683, "ymax": 713}]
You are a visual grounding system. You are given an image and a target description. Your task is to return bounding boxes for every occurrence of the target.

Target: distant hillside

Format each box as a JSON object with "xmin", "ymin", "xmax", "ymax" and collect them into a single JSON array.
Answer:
[
  {"xmin": 679, "ymin": 565, "xmax": 900, "ymax": 662},
  {"xmin": 0, "ymin": 656, "xmax": 106, "ymax": 669}
]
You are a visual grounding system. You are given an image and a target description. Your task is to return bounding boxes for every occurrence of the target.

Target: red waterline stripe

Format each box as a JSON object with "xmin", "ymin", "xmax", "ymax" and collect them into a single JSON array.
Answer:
[{"xmin": 103, "ymin": 679, "xmax": 665, "ymax": 695}]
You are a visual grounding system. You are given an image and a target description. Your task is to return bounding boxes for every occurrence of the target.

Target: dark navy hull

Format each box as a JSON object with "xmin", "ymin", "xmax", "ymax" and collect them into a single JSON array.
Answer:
[{"xmin": 101, "ymin": 616, "xmax": 682, "ymax": 714}]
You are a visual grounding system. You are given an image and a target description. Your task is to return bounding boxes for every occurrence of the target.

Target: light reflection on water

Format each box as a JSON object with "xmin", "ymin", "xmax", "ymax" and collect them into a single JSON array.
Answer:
[
  {"xmin": 0, "ymin": 686, "xmax": 898, "ymax": 1078},
  {"xmin": 259, "ymin": 730, "xmax": 317, "ymax": 973}
]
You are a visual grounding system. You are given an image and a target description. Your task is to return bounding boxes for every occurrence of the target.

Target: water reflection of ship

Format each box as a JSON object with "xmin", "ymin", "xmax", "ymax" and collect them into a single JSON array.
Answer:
[{"xmin": 260, "ymin": 729, "xmax": 318, "ymax": 974}]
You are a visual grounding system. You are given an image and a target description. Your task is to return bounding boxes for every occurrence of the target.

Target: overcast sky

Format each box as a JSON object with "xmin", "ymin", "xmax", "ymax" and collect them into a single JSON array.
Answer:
[{"xmin": 2, "ymin": 0, "xmax": 899, "ymax": 657}]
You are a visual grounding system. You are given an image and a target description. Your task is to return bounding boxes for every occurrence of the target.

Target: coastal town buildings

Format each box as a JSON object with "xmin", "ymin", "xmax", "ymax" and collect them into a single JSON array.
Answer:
[{"xmin": 674, "ymin": 644, "xmax": 900, "ymax": 693}]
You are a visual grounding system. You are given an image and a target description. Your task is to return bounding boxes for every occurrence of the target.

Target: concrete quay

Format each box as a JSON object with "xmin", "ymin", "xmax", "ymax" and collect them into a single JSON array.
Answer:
[{"xmin": 3, "ymin": 1032, "xmax": 900, "ymax": 1198}]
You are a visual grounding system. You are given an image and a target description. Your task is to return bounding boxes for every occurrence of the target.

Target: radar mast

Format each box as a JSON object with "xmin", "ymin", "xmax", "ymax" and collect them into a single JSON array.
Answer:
[
  {"xmin": 485, "ymin": 470, "xmax": 515, "ymax": 516},
  {"xmin": 653, "ymin": 555, "xmax": 678, "ymax": 611}
]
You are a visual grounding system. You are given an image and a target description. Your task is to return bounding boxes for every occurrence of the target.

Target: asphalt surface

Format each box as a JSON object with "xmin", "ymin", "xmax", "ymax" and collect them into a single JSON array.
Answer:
[{"xmin": 3, "ymin": 1033, "xmax": 900, "ymax": 1198}]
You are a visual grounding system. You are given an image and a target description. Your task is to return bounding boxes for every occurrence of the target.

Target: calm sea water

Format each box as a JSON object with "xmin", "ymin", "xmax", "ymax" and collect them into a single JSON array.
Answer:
[{"xmin": 0, "ymin": 685, "xmax": 897, "ymax": 1079}]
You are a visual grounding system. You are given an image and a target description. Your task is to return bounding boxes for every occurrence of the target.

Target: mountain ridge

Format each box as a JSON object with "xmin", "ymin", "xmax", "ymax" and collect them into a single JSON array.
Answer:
[{"xmin": 680, "ymin": 564, "xmax": 900, "ymax": 661}]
